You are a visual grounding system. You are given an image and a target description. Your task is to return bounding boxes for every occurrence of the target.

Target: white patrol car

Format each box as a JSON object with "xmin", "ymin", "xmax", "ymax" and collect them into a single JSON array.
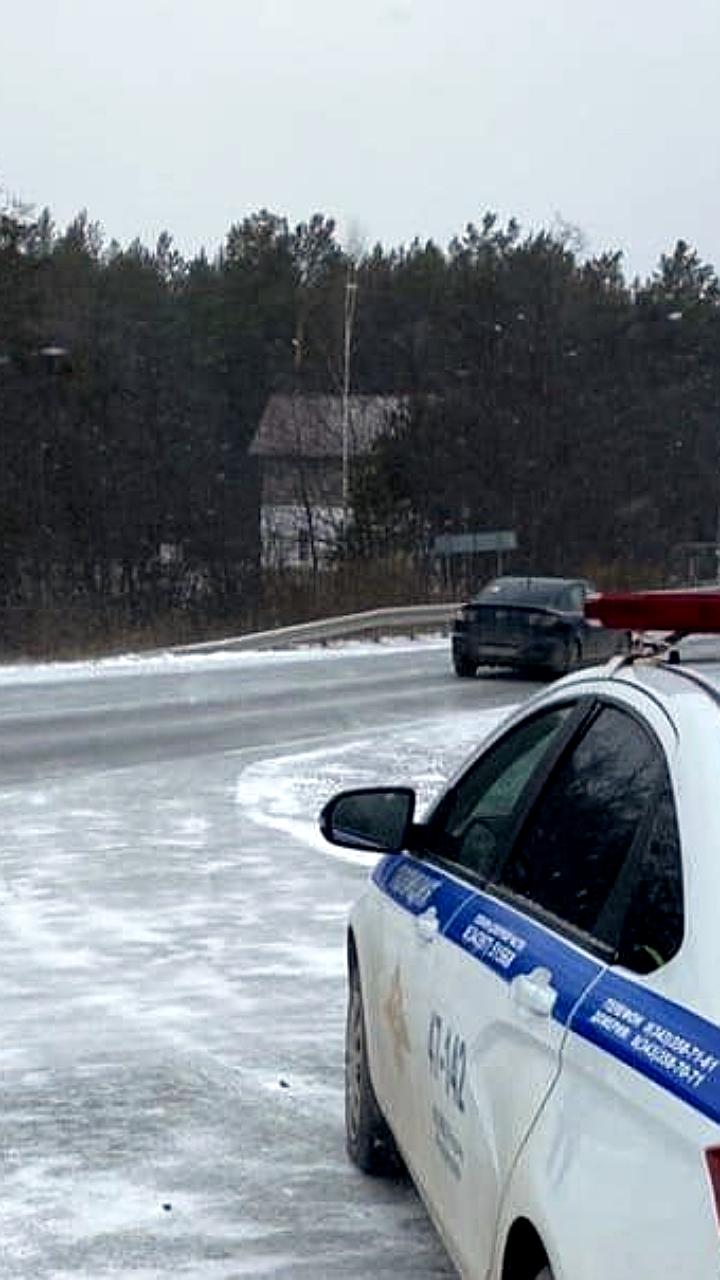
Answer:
[{"xmin": 320, "ymin": 590, "xmax": 720, "ymax": 1280}]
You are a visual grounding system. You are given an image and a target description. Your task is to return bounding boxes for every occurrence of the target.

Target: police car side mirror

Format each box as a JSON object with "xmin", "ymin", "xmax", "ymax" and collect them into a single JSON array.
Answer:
[{"xmin": 319, "ymin": 787, "xmax": 416, "ymax": 853}]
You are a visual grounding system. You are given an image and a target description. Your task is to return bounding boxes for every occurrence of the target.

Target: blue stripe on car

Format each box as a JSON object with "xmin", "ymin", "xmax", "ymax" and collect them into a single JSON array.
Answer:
[
  {"xmin": 373, "ymin": 854, "xmax": 720, "ymax": 1126},
  {"xmin": 373, "ymin": 854, "xmax": 476, "ymax": 928},
  {"xmin": 572, "ymin": 970, "xmax": 720, "ymax": 1125}
]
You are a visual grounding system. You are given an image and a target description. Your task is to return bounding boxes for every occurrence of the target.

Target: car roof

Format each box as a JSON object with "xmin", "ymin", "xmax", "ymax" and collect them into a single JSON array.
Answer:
[
  {"xmin": 627, "ymin": 652, "xmax": 720, "ymax": 697},
  {"xmin": 563, "ymin": 640, "xmax": 720, "ymax": 714}
]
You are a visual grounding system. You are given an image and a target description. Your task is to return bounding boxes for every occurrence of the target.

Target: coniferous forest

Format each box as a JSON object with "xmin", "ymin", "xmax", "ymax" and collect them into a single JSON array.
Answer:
[{"xmin": 1, "ymin": 197, "xmax": 718, "ymax": 654}]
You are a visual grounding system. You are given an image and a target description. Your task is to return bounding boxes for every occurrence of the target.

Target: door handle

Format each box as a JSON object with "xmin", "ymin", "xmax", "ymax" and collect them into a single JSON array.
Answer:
[
  {"xmin": 416, "ymin": 907, "xmax": 439, "ymax": 943},
  {"xmin": 511, "ymin": 967, "xmax": 557, "ymax": 1018}
]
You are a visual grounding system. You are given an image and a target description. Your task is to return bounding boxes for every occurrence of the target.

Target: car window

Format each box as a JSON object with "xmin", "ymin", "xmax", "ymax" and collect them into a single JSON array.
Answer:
[
  {"xmin": 615, "ymin": 779, "xmax": 684, "ymax": 972},
  {"xmin": 478, "ymin": 579, "xmax": 569, "ymax": 608},
  {"xmin": 497, "ymin": 705, "xmax": 663, "ymax": 946},
  {"xmin": 427, "ymin": 705, "xmax": 575, "ymax": 878}
]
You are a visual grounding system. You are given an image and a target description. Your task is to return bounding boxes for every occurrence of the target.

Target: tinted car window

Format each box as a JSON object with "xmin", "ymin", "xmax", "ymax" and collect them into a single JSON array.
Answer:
[
  {"xmin": 498, "ymin": 706, "xmax": 662, "ymax": 942},
  {"xmin": 477, "ymin": 578, "xmax": 583, "ymax": 610},
  {"xmin": 553, "ymin": 589, "xmax": 578, "ymax": 611},
  {"xmin": 615, "ymin": 780, "xmax": 684, "ymax": 973},
  {"xmin": 428, "ymin": 706, "xmax": 573, "ymax": 878}
]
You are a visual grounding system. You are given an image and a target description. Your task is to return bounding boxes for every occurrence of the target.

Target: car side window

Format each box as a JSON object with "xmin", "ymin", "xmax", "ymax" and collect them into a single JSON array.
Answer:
[
  {"xmin": 615, "ymin": 779, "xmax": 684, "ymax": 973},
  {"xmin": 427, "ymin": 705, "xmax": 574, "ymax": 879},
  {"xmin": 497, "ymin": 705, "xmax": 662, "ymax": 945}
]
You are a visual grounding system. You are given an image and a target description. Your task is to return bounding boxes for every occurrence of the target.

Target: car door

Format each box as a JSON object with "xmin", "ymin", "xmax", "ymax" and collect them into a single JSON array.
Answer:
[
  {"xmin": 568, "ymin": 581, "xmax": 605, "ymax": 663},
  {"xmin": 412, "ymin": 697, "xmax": 665, "ymax": 1280},
  {"xmin": 359, "ymin": 850, "xmax": 475, "ymax": 1163},
  {"xmin": 516, "ymin": 728, "xmax": 720, "ymax": 1279},
  {"xmin": 576, "ymin": 581, "xmax": 627, "ymax": 663},
  {"xmin": 356, "ymin": 703, "xmax": 583, "ymax": 1206},
  {"xmin": 393, "ymin": 700, "xmax": 583, "ymax": 1274}
]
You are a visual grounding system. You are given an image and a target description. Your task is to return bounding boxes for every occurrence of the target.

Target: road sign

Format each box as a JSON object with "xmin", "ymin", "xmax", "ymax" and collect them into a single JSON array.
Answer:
[{"xmin": 432, "ymin": 531, "xmax": 518, "ymax": 556}]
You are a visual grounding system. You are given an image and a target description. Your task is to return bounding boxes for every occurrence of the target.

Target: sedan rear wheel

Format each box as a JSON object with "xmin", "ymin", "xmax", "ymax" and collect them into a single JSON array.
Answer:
[
  {"xmin": 550, "ymin": 637, "xmax": 581, "ymax": 678},
  {"xmin": 453, "ymin": 654, "xmax": 477, "ymax": 678},
  {"xmin": 345, "ymin": 967, "xmax": 399, "ymax": 1175}
]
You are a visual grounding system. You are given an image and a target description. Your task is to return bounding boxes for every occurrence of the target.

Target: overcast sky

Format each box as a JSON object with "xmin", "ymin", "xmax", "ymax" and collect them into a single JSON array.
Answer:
[{"xmin": 2, "ymin": 0, "xmax": 719, "ymax": 279}]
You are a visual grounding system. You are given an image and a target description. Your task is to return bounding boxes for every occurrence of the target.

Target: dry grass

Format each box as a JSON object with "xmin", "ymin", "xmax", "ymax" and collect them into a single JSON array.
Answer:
[{"xmin": 0, "ymin": 557, "xmax": 675, "ymax": 662}]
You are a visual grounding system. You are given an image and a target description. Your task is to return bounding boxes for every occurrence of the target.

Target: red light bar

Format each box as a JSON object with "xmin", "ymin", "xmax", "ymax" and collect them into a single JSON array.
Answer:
[{"xmin": 586, "ymin": 590, "xmax": 720, "ymax": 633}]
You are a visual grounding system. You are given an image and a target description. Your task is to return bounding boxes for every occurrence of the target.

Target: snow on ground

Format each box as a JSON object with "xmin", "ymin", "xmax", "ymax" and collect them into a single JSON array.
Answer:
[
  {"xmin": 0, "ymin": 631, "xmax": 516, "ymax": 874},
  {"xmin": 0, "ymin": 638, "xmax": 518, "ymax": 1276},
  {"xmin": 0, "ymin": 634, "xmax": 449, "ymax": 688},
  {"xmin": 234, "ymin": 702, "xmax": 514, "ymax": 867}
]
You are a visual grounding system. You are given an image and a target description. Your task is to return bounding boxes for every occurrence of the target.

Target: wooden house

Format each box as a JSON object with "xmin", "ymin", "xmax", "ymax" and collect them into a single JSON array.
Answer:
[{"xmin": 250, "ymin": 393, "xmax": 404, "ymax": 568}]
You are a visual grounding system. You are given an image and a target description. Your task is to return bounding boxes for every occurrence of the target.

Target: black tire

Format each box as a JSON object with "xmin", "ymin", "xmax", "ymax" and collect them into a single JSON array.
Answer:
[
  {"xmin": 549, "ymin": 637, "xmax": 581, "ymax": 679},
  {"xmin": 453, "ymin": 654, "xmax": 477, "ymax": 678},
  {"xmin": 345, "ymin": 966, "xmax": 399, "ymax": 1175}
]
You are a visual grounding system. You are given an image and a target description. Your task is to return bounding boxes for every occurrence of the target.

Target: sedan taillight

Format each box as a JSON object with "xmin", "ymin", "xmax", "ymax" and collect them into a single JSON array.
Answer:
[{"xmin": 532, "ymin": 612, "xmax": 558, "ymax": 631}]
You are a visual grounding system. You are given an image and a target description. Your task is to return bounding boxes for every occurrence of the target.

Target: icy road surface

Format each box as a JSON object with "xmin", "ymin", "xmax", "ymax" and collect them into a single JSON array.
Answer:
[{"xmin": 0, "ymin": 640, "xmax": 529, "ymax": 1277}]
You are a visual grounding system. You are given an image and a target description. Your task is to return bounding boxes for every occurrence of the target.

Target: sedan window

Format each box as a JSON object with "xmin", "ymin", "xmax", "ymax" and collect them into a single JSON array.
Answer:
[
  {"xmin": 566, "ymin": 585, "xmax": 585, "ymax": 611},
  {"xmin": 498, "ymin": 706, "xmax": 662, "ymax": 944},
  {"xmin": 614, "ymin": 780, "xmax": 684, "ymax": 972},
  {"xmin": 478, "ymin": 580, "xmax": 568, "ymax": 608},
  {"xmin": 427, "ymin": 705, "xmax": 575, "ymax": 878}
]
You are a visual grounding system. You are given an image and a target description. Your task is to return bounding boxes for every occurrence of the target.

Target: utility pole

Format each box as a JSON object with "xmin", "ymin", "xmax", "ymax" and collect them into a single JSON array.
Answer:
[{"xmin": 341, "ymin": 265, "xmax": 358, "ymax": 534}]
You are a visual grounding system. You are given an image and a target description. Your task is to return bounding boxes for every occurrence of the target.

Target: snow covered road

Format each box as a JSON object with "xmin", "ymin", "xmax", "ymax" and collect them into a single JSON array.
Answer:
[{"xmin": 0, "ymin": 641, "xmax": 532, "ymax": 1276}]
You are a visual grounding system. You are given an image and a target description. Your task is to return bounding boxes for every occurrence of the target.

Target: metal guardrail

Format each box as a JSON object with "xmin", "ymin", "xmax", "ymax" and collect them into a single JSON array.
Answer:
[
  {"xmin": 176, "ymin": 603, "xmax": 460, "ymax": 654},
  {"xmin": 175, "ymin": 585, "xmax": 720, "ymax": 656}
]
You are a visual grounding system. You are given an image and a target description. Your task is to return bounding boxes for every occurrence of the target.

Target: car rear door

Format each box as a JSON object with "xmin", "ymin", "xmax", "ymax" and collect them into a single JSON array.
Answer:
[
  {"xmin": 413, "ymin": 696, "xmax": 666, "ymax": 1279},
  {"xmin": 511, "ymin": 709, "xmax": 720, "ymax": 1279}
]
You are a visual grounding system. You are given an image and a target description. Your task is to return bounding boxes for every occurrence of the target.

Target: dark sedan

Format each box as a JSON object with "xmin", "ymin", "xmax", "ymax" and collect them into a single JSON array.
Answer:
[{"xmin": 451, "ymin": 575, "xmax": 630, "ymax": 678}]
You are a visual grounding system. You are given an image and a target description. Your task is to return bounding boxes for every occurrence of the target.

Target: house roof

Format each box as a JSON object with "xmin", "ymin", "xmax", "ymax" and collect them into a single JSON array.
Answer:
[{"xmin": 250, "ymin": 394, "xmax": 405, "ymax": 458}]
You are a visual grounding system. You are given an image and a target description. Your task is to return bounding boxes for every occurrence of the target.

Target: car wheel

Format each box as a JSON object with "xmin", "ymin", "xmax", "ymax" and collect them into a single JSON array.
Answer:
[
  {"xmin": 550, "ymin": 638, "xmax": 581, "ymax": 678},
  {"xmin": 453, "ymin": 655, "xmax": 477, "ymax": 678},
  {"xmin": 345, "ymin": 966, "xmax": 399, "ymax": 1175}
]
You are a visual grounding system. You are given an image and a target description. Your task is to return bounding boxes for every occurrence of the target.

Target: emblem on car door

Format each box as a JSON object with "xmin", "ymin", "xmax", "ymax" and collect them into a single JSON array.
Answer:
[{"xmin": 383, "ymin": 964, "xmax": 411, "ymax": 1070}]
